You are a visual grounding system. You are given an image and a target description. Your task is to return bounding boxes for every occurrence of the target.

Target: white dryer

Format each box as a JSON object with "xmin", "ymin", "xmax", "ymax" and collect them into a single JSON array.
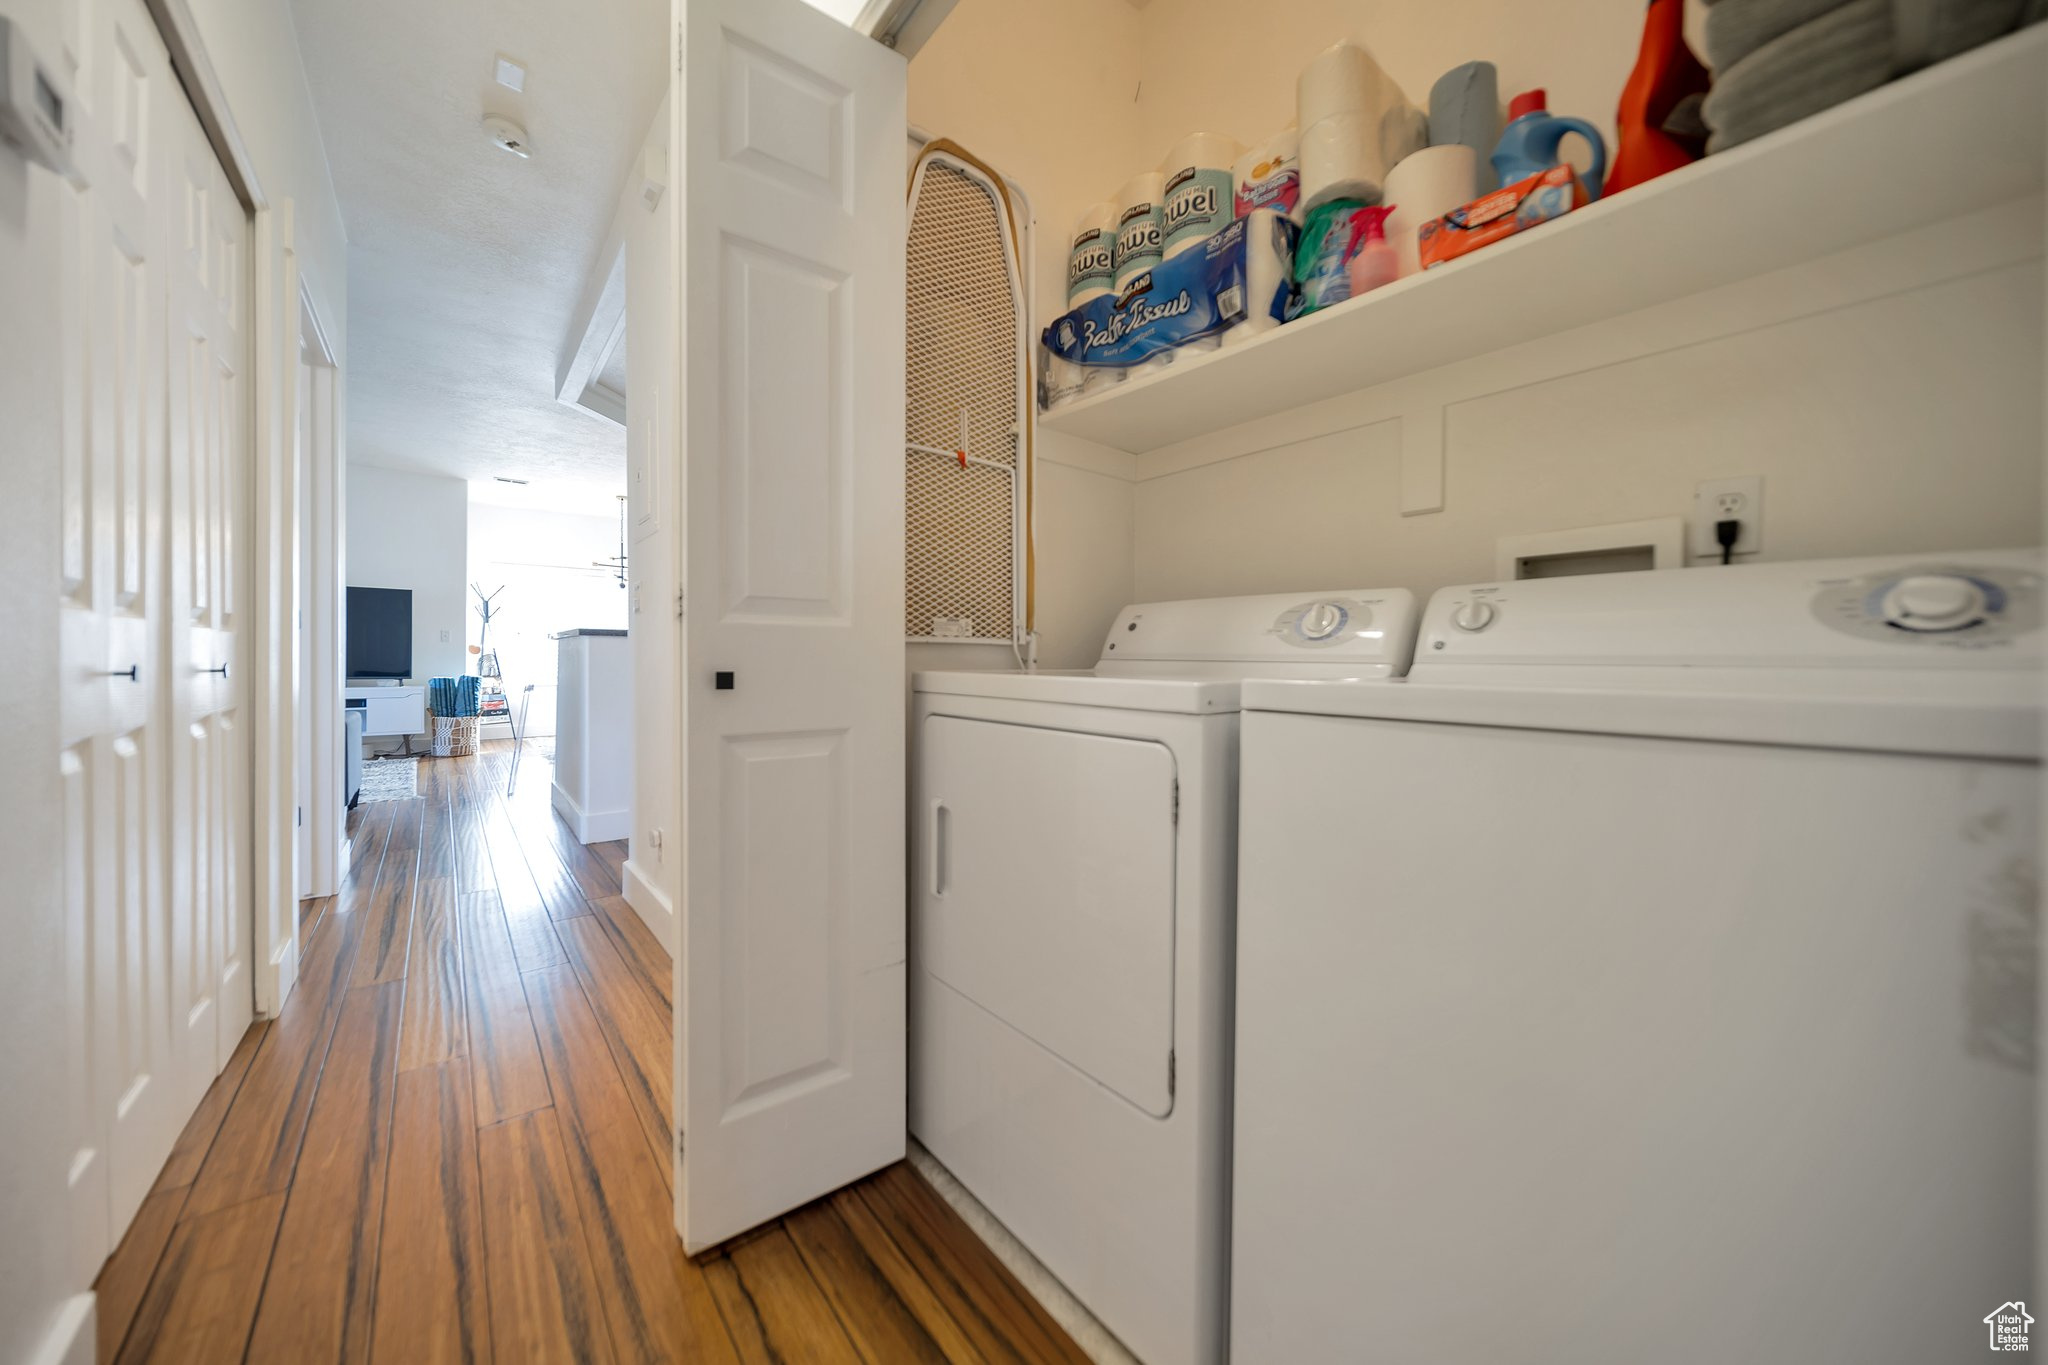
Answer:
[
  {"xmin": 1230, "ymin": 550, "xmax": 2042, "ymax": 1365},
  {"xmin": 911, "ymin": 589, "xmax": 1419, "ymax": 1365}
]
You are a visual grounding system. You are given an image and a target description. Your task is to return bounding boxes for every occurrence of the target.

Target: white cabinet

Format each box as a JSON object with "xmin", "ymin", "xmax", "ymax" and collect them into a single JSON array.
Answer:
[{"xmin": 344, "ymin": 685, "xmax": 426, "ymax": 739}]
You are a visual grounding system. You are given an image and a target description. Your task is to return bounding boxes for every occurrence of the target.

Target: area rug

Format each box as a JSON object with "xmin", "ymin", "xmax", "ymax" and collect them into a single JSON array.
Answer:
[{"xmin": 358, "ymin": 757, "xmax": 419, "ymax": 803}]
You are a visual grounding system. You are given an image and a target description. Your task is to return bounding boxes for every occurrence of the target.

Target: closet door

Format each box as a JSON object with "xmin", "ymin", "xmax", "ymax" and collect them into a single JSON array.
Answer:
[
  {"xmin": 674, "ymin": 0, "xmax": 907, "ymax": 1251},
  {"xmin": 54, "ymin": 0, "xmax": 178, "ymax": 1269},
  {"xmin": 165, "ymin": 71, "xmax": 255, "ymax": 1111}
]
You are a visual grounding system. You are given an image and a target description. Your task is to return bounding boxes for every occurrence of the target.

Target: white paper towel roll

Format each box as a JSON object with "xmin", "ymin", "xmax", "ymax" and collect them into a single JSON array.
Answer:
[
  {"xmin": 1234, "ymin": 127, "xmax": 1302, "ymax": 224},
  {"xmin": 1066, "ymin": 200, "xmax": 1118, "ymax": 307},
  {"xmin": 1112, "ymin": 170, "xmax": 1166, "ymax": 290},
  {"xmin": 1162, "ymin": 131, "xmax": 1243, "ymax": 260},
  {"xmin": 1382, "ymin": 145, "xmax": 1478, "ymax": 276}
]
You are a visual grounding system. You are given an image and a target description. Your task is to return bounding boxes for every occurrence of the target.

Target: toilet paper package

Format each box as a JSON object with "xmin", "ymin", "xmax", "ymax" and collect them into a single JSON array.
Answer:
[
  {"xmin": 1041, "ymin": 213, "xmax": 1299, "ymax": 380},
  {"xmin": 1046, "ymin": 203, "xmax": 1122, "ymax": 408},
  {"xmin": 1234, "ymin": 128, "xmax": 1303, "ymax": 223}
]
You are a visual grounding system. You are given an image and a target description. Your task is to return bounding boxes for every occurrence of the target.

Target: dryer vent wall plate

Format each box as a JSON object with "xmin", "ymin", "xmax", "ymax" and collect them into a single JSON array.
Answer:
[
  {"xmin": 1495, "ymin": 517, "xmax": 1685, "ymax": 581},
  {"xmin": 0, "ymin": 17, "xmax": 74, "ymax": 177},
  {"xmin": 483, "ymin": 114, "xmax": 532, "ymax": 159}
]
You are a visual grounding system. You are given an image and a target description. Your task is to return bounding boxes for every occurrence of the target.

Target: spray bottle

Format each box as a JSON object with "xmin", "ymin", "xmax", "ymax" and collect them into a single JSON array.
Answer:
[{"xmin": 1345, "ymin": 205, "xmax": 1399, "ymax": 295}]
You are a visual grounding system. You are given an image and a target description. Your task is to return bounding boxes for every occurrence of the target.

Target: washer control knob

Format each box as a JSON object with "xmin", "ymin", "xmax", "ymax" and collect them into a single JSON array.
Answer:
[
  {"xmin": 1880, "ymin": 574, "xmax": 1985, "ymax": 632},
  {"xmin": 1299, "ymin": 601, "xmax": 1346, "ymax": 640},
  {"xmin": 1451, "ymin": 599, "xmax": 1496, "ymax": 632}
]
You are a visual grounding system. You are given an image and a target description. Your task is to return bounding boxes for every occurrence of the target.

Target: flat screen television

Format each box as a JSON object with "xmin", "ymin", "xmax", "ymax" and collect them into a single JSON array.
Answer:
[{"xmin": 347, "ymin": 587, "xmax": 413, "ymax": 681}]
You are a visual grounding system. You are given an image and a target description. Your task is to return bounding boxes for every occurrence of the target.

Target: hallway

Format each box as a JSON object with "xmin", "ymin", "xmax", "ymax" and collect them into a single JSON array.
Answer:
[{"xmin": 94, "ymin": 741, "xmax": 1088, "ymax": 1364}]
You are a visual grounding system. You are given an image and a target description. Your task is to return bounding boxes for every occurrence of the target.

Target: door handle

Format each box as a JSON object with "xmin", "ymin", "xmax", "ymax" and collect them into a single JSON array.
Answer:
[
  {"xmin": 928, "ymin": 798, "xmax": 949, "ymax": 898},
  {"xmin": 205, "ymin": 663, "xmax": 230, "ymax": 679},
  {"xmin": 105, "ymin": 665, "xmax": 139, "ymax": 682}
]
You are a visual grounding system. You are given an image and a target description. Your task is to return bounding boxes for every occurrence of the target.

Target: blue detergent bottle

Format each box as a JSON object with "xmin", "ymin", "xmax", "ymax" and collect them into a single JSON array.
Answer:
[{"xmin": 1491, "ymin": 89, "xmax": 1608, "ymax": 201}]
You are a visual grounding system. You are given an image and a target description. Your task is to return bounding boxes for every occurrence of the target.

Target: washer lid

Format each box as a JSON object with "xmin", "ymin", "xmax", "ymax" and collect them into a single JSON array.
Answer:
[
  {"xmin": 1245, "ymin": 550, "xmax": 2045, "ymax": 759},
  {"xmin": 1241, "ymin": 678, "xmax": 2041, "ymax": 760}
]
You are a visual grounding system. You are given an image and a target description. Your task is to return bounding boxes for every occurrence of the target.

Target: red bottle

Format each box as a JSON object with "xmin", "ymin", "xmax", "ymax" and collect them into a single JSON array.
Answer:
[{"xmin": 1605, "ymin": 0, "xmax": 1711, "ymax": 196}]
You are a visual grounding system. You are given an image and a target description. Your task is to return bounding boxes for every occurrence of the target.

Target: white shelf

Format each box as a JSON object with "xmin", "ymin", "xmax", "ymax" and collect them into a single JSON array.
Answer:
[{"xmin": 1038, "ymin": 26, "xmax": 2047, "ymax": 456}]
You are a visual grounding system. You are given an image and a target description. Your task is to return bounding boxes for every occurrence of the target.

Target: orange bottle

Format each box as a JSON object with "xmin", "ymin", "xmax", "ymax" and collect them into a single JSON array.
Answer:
[{"xmin": 1605, "ymin": 0, "xmax": 1711, "ymax": 197}]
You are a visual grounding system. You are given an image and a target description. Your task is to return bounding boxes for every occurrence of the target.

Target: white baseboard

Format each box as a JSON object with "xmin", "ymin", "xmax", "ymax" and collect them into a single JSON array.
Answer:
[
  {"xmin": 622, "ymin": 857, "xmax": 675, "ymax": 954},
  {"xmin": 548, "ymin": 781, "xmax": 629, "ymax": 843},
  {"xmin": 29, "ymin": 1293, "xmax": 95, "ymax": 1365}
]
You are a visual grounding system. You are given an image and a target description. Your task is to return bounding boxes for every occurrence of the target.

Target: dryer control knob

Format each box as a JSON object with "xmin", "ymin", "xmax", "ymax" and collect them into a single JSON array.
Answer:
[
  {"xmin": 1299, "ymin": 602, "xmax": 1346, "ymax": 640},
  {"xmin": 1880, "ymin": 574, "xmax": 1985, "ymax": 632},
  {"xmin": 1451, "ymin": 599, "xmax": 1496, "ymax": 632}
]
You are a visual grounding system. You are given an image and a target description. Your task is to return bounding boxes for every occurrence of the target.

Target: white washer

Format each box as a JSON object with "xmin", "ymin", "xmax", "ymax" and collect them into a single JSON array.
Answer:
[
  {"xmin": 1231, "ymin": 551, "xmax": 2042, "ymax": 1365},
  {"xmin": 912, "ymin": 589, "xmax": 1419, "ymax": 1365}
]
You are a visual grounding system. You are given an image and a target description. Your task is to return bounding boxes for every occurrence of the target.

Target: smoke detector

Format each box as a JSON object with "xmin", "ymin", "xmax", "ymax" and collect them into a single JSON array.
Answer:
[{"xmin": 483, "ymin": 114, "xmax": 532, "ymax": 159}]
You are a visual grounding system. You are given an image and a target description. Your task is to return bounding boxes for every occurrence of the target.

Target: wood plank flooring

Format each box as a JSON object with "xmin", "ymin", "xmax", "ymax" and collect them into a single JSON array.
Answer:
[{"xmin": 96, "ymin": 740, "xmax": 1088, "ymax": 1365}]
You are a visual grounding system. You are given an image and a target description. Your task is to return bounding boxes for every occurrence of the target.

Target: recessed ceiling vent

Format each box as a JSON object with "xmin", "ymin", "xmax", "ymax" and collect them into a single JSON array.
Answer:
[
  {"xmin": 483, "ymin": 114, "xmax": 532, "ymax": 159},
  {"xmin": 495, "ymin": 476, "xmax": 529, "ymax": 485}
]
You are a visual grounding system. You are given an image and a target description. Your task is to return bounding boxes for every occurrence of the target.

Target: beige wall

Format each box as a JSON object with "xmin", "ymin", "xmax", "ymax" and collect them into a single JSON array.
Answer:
[
  {"xmin": 1135, "ymin": 202, "xmax": 2044, "ymax": 602},
  {"xmin": 909, "ymin": 0, "xmax": 1145, "ymax": 670},
  {"xmin": 1129, "ymin": 0, "xmax": 1651, "ymax": 181}
]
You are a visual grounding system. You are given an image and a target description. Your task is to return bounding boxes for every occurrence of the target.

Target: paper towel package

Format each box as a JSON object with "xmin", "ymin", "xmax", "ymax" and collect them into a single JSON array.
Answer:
[
  {"xmin": 1046, "ymin": 202, "xmax": 1122, "ymax": 409},
  {"xmin": 1041, "ymin": 213, "xmax": 1299, "ymax": 381},
  {"xmin": 1297, "ymin": 40, "xmax": 1423, "ymax": 211},
  {"xmin": 1113, "ymin": 171, "xmax": 1167, "ymax": 288},
  {"xmin": 1163, "ymin": 131, "xmax": 1244, "ymax": 257},
  {"xmin": 1234, "ymin": 128, "xmax": 1302, "ymax": 223},
  {"xmin": 1222, "ymin": 208, "xmax": 1298, "ymax": 347}
]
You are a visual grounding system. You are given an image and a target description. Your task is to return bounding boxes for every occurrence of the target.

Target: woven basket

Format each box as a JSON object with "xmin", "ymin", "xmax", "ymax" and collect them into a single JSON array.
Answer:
[{"xmin": 432, "ymin": 715, "xmax": 480, "ymax": 757}]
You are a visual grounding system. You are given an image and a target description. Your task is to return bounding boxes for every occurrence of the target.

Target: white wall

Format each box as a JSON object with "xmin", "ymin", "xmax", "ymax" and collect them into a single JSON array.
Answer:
[
  {"xmin": 908, "ymin": 0, "xmax": 1146, "ymax": 670},
  {"xmin": 346, "ymin": 464, "xmax": 469, "ymax": 682},
  {"xmin": 467, "ymin": 500, "xmax": 627, "ymax": 738},
  {"xmin": 623, "ymin": 93, "xmax": 678, "ymax": 946},
  {"xmin": 0, "ymin": 5, "xmax": 79, "ymax": 1359}
]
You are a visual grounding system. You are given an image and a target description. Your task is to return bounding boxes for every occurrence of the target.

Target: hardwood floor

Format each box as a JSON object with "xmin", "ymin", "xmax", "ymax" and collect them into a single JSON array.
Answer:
[{"xmin": 97, "ymin": 740, "xmax": 1089, "ymax": 1365}]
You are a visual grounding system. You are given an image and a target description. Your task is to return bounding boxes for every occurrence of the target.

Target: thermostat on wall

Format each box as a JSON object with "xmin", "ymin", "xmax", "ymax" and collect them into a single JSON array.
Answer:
[{"xmin": 0, "ymin": 17, "xmax": 73, "ymax": 177}]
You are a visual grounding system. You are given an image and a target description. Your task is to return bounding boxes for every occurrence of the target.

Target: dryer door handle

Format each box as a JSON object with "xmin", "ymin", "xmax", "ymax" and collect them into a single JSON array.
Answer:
[{"xmin": 927, "ymin": 798, "xmax": 949, "ymax": 898}]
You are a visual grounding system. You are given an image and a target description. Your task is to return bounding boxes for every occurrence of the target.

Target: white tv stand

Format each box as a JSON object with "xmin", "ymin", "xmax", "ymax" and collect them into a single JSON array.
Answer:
[{"xmin": 344, "ymin": 684, "xmax": 427, "ymax": 741}]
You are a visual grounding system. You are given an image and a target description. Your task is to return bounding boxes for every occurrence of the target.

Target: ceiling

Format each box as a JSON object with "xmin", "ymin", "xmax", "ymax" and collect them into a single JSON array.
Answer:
[{"xmin": 292, "ymin": 0, "xmax": 667, "ymax": 509}]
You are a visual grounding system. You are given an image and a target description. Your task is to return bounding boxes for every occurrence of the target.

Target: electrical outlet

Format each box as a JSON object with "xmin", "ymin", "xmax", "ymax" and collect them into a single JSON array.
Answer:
[
  {"xmin": 439, "ymin": 628, "xmax": 450, "ymax": 642},
  {"xmin": 1690, "ymin": 476, "xmax": 1763, "ymax": 559}
]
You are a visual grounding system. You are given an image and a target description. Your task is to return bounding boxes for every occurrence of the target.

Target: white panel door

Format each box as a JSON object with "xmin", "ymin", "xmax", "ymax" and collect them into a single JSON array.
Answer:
[
  {"xmin": 918, "ymin": 717, "xmax": 1178, "ymax": 1114},
  {"xmin": 165, "ymin": 66, "xmax": 254, "ymax": 1112},
  {"xmin": 53, "ymin": 0, "xmax": 179, "ymax": 1271},
  {"xmin": 674, "ymin": 0, "xmax": 907, "ymax": 1251}
]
